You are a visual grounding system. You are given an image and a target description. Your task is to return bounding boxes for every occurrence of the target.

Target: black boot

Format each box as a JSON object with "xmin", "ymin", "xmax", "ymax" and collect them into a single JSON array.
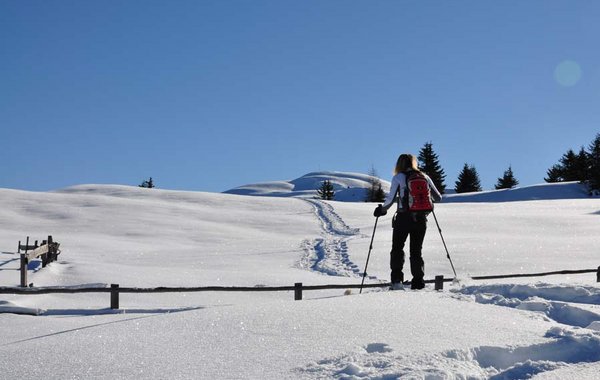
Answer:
[
  {"xmin": 410, "ymin": 279, "xmax": 425, "ymax": 290},
  {"xmin": 409, "ymin": 255, "xmax": 425, "ymax": 289}
]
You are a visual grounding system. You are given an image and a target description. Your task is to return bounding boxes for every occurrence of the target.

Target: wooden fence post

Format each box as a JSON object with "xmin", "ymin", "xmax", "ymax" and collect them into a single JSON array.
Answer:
[
  {"xmin": 110, "ymin": 284, "xmax": 120, "ymax": 309},
  {"xmin": 20, "ymin": 237, "xmax": 28, "ymax": 287},
  {"xmin": 48, "ymin": 235, "xmax": 57, "ymax": 263},
  {"xmin": 294, "ymin": 283, "xmax": 303, "ymax": 301},
  {"xmin": 434, "ymin": 275, "xmax": 444, "ymax": 291},
  {"xmin": 41, "ymin": 239, "xmax": 48, "ymax": 267},
  {"xmin": 20, "ymin": 254, "xmax": 28, "ymax": 287}
]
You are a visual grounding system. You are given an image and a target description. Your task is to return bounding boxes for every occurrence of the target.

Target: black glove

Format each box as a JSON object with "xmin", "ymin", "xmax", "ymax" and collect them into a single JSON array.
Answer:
[{"xmin": 373, "ymin": 204, "xmax": 387, "ymax": 217}]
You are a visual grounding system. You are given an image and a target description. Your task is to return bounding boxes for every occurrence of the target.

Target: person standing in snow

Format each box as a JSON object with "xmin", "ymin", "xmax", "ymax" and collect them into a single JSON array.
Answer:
[{"xmin": 373, "ymin": 153, "xmax": 442, "ymax": 290}]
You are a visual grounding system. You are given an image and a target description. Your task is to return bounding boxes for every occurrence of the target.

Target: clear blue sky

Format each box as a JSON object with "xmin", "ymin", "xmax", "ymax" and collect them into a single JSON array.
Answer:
[{"xmin": 2, "ymin": 1, "xmax": 599, "ymax": 193}]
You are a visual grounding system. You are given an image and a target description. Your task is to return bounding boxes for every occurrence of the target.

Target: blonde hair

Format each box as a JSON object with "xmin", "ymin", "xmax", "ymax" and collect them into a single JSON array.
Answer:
[{"xmin": 394, "ymin": 153, "xmax": 420, "ymax": 175}]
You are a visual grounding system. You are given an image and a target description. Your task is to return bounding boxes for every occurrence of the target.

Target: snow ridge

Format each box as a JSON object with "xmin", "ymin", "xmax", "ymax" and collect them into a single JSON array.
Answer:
[
  {"xmin": 224, "ymin": 171, "xmax": 390, "ymax": 202},
  {"xmin": 458, "ymin": 283, "xmax": 600, "ymax": 305},
  {"xmin": 0, "ymin": 301, "xmax": 44, "ymax": 316},
  {"xmin": 457, "ymin": 283, "xmax": 600, "ymax": 330}
]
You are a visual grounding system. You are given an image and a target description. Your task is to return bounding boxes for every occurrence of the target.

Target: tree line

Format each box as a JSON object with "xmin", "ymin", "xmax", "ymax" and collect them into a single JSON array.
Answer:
[
  {"xmin": 544, "ymin": 134, "xmax": 600, "ymax": 193},
  {"xmin": 418, "ymin": 141, "xmax": 519, "ymax": 194},
  {"xmin": 316, "ymin": 133, "xmax": 600, "ymax": 201},
  {"xmin": 412, "ymin": 134, "xmax": 600, "ymax": 195}
]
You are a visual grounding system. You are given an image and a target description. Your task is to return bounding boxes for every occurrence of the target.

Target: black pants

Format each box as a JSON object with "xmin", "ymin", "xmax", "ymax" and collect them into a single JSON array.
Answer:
[{"xmin": 390, "ymin": 212, "xmax": 427, "ymax": 287}]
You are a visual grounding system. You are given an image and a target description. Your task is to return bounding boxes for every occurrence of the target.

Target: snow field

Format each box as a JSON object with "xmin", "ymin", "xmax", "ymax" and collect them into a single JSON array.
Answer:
[
  {"xmin": 333, "ymin": 199, "xmax": 600, "ymax": 284},
  {"xmin": 1, "ymin": 184, "xmax": 600, "ymax": 379},
  {"xmin": 0, "ymin": 289, "xmax": 553, "ymax": 379}
]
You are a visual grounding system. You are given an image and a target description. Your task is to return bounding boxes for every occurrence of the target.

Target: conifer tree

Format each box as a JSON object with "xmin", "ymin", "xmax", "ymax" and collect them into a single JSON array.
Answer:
[
  {"xmin": 316, "ymin": 180, "xmax": 335, "ymax": 200},
  {"xmin": 373, "ymin": 183, "xmax": 386, "ymax": 203},
  {"xmin": 563, "ymin": 149, "xmax": 581, "ymax": 181},
  {"xmin": 545, "ymin": 148, "xmax": 589, "ymax": 182},
  {"xmin": 366, "ymin": 166, "xmax": 386, "ymax": 202},
  {"xmin": 455, "ymin": 164, "xmax": 482, "ymax": 193},
  {"xmin": 545, "ymin": 164, "xmax": 564, "ymax": 183},
  {"xmin": 418, "ymin": 142, "xmax": 447, "ymax": 194},
  {"xmin": 495, "ymin": 166, "xmax": 519, "ymax": 189},
  {"xmin": 574, "ymin": 147, "xmax": 591, "ymax": 182},
  {"xmin": 139, "ymin": 177, "xmax": 155, "ymax": 188},
  {"xmin": 588, "ymin": 133, "xmax": 600, "ymax": 193}
]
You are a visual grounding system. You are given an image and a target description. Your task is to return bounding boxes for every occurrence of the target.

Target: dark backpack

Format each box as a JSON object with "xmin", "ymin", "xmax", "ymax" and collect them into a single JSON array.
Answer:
[{"xmin": 401, "ymin": 171, "xmax": 434, "ymax": 213}]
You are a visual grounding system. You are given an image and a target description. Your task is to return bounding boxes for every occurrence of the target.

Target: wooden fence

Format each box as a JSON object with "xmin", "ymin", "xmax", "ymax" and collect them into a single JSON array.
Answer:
[
  {"xmin": 17, "ymin": 236, "xmax": 61, "ymax": 287},
  {"xmin": 0, "ymin": 267, "xmax": 598, "ymax": 310}
]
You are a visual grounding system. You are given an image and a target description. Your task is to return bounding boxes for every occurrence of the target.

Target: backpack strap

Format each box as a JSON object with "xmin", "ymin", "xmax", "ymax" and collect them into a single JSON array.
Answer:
[
  {"xmin": 395, "ymin": 183, "xmax": 401, "ymax": 213},
  {"xmin": 397, "ymin": 170, "xmax": 414, "ymax": 212}
]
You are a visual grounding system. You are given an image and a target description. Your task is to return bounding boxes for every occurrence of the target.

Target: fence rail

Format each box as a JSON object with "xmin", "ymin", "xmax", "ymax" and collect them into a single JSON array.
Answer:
[
  {"xmin": 471, "ymin": 268, "xmax": 599, "ymax": 281},
  {"xmin": 0, "ymin": 267, "xmax": 598, "ymax": 309}
]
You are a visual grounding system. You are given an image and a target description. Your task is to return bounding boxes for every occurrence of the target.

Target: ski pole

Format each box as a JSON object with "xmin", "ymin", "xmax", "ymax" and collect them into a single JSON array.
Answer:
[
  {"xmin": 431, "ymin": 210, "xmax": 458, "ymax": 278},
  {"xmin": 360, "ymin": 216, "xmax": 379, "ymax": 294}
]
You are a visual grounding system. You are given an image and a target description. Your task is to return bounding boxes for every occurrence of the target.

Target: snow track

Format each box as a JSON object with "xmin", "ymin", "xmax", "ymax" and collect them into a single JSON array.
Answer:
[
  {"xmin": 297, "ymin": 328, "xmax": 600, "ymax": 379},
  {"xmin": 296, "ymin": 284, "xmax": 600, "ymax": 380},
  {"xmin": 456, "ymin": 283, "xmax": 600, "ymax": 330},
  {"xmin": 298, "ymin": 200, "xmax": 378, "ymax": 280},
  {"xmin": 297, "ymin": 284, "xmax": 600, "ymax": 379},
  {"xmin": 303, "ymin": 199, "xmax": 359, "ymax": 237}
]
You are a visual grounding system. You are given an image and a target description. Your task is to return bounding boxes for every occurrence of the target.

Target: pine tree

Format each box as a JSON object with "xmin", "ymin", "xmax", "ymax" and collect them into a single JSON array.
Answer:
[
  {"xmin": 418, "ymin": 142, "xmax": 447, "ymax": 194},
  {"xmin": 139, "ymin": 177, "xmax": 155, "ymax": 188},
  {"xmin": 545, "ymin": 148, "xmax": 589, "ymax": 182},
  {"xmin": 455, "ymin": 164, "xmax": 482, "ymax": 193},
  {"xmin": 373, "ymin": 183, "xmax": 386, "ymax": 203},
  {"xmin": 495, "ymin": 166, "xmax": 519, "ymax": 190},
  {"xmin": 588, "ymin": 133, "xmax": 600, "ymax": 193},
  {"xmin": 574, "ymin": 147, "xmax": 591, "ymax": 182},
  {"xmin": 316, "ymin": 180, "xmax": 335, "ymax": 200},
  {"xmin": 365, "ymin": 166, "xmax": 386, "ymax": 202},
  {"xmin": 545, "ymin": 164, "xmax": 564, "ymax": 183},
  {"xmin": 560, "ymin": 149, "xmax": 579, "ymax": 181}
]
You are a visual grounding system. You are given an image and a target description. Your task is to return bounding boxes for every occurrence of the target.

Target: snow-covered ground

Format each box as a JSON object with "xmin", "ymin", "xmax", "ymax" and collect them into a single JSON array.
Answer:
[{"xmin": 1, "ymin": 182, "xmax": 599, "ymax": 379}]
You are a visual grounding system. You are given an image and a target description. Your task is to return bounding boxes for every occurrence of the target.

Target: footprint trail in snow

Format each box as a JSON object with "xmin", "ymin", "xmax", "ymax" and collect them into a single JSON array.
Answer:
[
  {"xmin": 298, "ymin": 199, "xmax": 378, "ymax": 281},
  {"xmin": 297, "ymin": 284, "xmax": 600, "ymax": 379}
]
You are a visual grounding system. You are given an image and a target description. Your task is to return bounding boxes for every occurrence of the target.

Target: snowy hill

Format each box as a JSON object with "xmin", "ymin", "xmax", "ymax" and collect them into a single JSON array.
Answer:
[
  {"xmin": 226, "ymin": 172, "xmax": 592, "ymax": 203},
  {"xmin": 1, "ymin": 185, "xmax": 600, "ymax": 379},
  {"xmin": 223, "ymin": 171, "xmax": 391, "ymax": 202},
  {"xmin": 443, "ymin": 181, "xmax": 591, "ymax": 203}
]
